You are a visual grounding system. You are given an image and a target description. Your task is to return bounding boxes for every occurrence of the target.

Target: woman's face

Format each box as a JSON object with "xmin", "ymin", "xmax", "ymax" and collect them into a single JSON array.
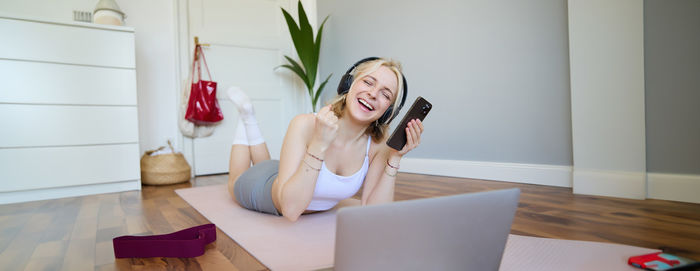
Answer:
[{"xmin": 346, "ymin": 66, "xmax": 399, "ymax": 124}]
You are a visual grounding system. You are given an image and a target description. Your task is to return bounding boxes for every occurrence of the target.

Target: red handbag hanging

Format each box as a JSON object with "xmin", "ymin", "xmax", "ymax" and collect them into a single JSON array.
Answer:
[{"xmin": 185, "ymin": 44, "xmax": 224, "ymax": 125}]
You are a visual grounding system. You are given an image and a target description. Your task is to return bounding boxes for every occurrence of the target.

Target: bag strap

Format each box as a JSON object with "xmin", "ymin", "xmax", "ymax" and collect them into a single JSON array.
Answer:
[
  {"xmin": 197, "ymin": 45, "xmax": 213, "ymax": 81},
  {"xmin": 190, "ymin": 44, "xmax": 213, "ymax": 83},
  {"xmin": 113, "ymin": 224, "xmax": 216, "ymax": 258}
]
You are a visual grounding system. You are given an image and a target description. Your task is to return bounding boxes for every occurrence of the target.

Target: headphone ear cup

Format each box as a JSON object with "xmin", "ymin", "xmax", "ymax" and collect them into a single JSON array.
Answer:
[
  {"xmin": 337, "ymin": 74, "xmax": 354, "ymax": 95},
  {"xmin": 378, "ymin": 105, "xmax": 394, "ymax": 125}
]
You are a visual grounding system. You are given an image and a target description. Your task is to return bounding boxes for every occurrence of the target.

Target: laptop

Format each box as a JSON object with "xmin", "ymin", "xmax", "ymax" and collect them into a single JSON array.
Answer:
[{"xmin": 333, "ymin": 188, "xmax": 520, "ymax": 271}]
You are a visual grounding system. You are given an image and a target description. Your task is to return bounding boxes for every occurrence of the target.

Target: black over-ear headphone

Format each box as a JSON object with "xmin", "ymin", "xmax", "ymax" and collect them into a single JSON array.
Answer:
[{"xmin": 336, "ymin": 57, "xmax": 408, "ymax": 124}]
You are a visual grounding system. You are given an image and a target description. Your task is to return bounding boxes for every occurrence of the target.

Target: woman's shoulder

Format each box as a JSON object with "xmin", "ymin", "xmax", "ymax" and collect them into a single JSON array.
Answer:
[
  {"xmin": 286, "ymin": 113, "xmax": 315, "ymax": 138},
  {"xmin": 290, "ymin": 113, "xmax": 315, "ymax": 128},
  {"xmin": 369, "ymin": 136, "xmax": 390, "ymax": 160}
]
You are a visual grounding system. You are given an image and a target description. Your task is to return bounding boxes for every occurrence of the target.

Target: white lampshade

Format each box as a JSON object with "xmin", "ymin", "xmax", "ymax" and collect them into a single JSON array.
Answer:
[{"xmin": 93, "ymin": 0, "xmax": 125, "ymax": 26}]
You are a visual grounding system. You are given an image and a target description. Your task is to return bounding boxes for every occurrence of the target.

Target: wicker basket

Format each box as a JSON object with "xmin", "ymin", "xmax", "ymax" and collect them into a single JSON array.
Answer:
[{"xmin": 141, "ymin": 141, "xmax": 191, "ymax": 185}]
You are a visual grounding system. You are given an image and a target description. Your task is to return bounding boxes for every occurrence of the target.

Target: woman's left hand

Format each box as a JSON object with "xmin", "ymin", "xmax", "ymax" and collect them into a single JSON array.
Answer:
[{"xmin": 391, "ymin": 119, "xmax": 424, "ymax": 158}]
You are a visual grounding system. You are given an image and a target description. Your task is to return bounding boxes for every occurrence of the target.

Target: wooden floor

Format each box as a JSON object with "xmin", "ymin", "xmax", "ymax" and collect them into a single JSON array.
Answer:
[{"xmin": 1, "ymin": 173, "xmax": 699, "ymax": 270}]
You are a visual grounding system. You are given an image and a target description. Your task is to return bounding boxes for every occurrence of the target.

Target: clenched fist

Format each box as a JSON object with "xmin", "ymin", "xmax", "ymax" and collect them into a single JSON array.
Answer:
[{"xmin": 310, "ymin": 105, "xmax": 339, "ymax": 153}]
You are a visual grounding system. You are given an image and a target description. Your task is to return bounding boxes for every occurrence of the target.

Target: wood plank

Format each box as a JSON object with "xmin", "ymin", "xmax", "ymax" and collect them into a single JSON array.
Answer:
[
  {"xmin": 61, "ymin": 196, "xmax": 99, "ymax": 271},
  {"xmin": 0, "ymin": 209, "xmax": 53, "ymax": 270},
  {"xmin": 23, "ymin": 240, "xmax": 68, "ymax": 271}
]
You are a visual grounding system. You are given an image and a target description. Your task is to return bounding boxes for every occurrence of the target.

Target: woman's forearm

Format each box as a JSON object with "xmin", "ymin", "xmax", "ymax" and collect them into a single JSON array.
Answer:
[
  {"xmin": 278, "ymin": 144, "xmax": 325, "ymax": 221},
  {"xmin": 366, "ymin": 156, "xmax": 401, "ymax": 205}
]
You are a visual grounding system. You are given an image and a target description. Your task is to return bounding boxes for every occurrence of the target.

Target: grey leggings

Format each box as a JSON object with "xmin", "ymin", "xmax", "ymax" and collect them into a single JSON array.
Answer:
[{"xmin": 233, "ymin": 159, "xmax": 281, "ymax": 216}]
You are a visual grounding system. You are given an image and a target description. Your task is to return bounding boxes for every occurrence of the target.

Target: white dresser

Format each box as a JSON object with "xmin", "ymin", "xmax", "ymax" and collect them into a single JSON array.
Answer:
[{"xmin": 0, "ymin": 15, "xmax": 140, "ymax": 204}]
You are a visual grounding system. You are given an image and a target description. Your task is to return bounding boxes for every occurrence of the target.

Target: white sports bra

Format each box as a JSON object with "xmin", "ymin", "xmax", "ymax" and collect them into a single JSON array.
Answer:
[{"xmin": 306, "ymin": 136, "xmax": 371, "ymax": 211}]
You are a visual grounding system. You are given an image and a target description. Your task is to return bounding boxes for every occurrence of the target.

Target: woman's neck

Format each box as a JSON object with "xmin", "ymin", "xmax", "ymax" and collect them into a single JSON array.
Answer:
[{"xmin": 334, "ymin": 114, "xmax": 368, "ymax": 146}]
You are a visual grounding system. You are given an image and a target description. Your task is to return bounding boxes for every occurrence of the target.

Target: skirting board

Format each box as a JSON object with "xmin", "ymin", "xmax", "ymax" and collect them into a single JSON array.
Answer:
[
  {"xmin": 647, "ymin": 173, "xmax": 700, "ymax": 204},
  {"xmin": 572, "ymin": 169, "xmax": 647, "ymax": 199},
  {"xmin": 399, "ymin": 158, "xmax": 573, "ymax": 187},
  {"xmin": 0, "ymin": 180, "xmax": 141, "ymax": 205},
  {"xmin": 400, "ymin": 160, "xmax": 699, "ymax": 204}
]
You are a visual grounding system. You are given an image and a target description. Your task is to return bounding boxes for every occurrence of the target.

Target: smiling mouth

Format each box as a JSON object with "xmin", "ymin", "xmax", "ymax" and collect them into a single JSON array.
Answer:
[{"xmin": 358, "ymin": 98, "xmax": 375, "ymax": 111}]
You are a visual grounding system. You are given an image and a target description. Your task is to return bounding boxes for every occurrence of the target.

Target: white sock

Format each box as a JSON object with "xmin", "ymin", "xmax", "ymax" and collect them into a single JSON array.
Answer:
[
  {"xmin": 244, "ymin": 120, "xmax": 264, "ymax": 145},
  {"xmin": 232, "ymin": 118, "xmax": 248, "ymax": 145},
  {"xmin": 227, "ymin": 86, "xmax": 257, "ymax": 124},
  {"xmin": 227, "ymin": 86, "xmax": 264, "ymax": 145}
]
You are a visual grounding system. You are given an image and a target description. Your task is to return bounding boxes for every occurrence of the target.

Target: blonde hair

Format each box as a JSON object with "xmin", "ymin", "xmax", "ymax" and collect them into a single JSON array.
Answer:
[{"xmin": 330, "ymin": 58, "xmax": 405, "ymax": 143}]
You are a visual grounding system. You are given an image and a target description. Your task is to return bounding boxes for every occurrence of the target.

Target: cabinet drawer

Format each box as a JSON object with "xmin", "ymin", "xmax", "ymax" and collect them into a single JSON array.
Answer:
[
  {"xmin": 0, "ymin": 144, "xmax": 140, "ymax": 192},
  {"xmin": 0, "ymin": 17, "xmax": 135, "ymax": 68},
  {"xmin": 0, "ymin": 104, "xmax": 139, "ymax": 148},
  {"xmin": 0, "ymin": 60, "xmax": 137, "ymax": 105}
]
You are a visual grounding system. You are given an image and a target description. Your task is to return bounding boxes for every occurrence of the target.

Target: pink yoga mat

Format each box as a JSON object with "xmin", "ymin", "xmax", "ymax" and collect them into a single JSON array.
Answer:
[{"xmin": 176, "ymin": 184, "xmax": 659, "ymax": 271}]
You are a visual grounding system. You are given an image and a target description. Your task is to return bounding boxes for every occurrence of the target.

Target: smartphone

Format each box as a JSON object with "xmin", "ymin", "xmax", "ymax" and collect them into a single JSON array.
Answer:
[
  {"xmin": 629, "ymin": 252, "xmax": 700, "ymax": 271},
  {"xmin": 386, "ymin": 96, "xmax": 432, "ymax": 151}
]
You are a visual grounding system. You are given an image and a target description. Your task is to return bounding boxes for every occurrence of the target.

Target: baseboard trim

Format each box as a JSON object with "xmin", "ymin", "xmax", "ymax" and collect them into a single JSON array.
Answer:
[
  {"xmin": 647, "ymin": 173, "xmax": 700, "ymax": 204},
  {"xmin": 400, "ymin": 158, "xmax": 572, "ymax": 187},
  {"xmin": 573, "ymin": 169, "xmax": 646, "ymax": 199},
  {"xmin": 0, "ymin": 179, "xmax": 141, "ymax": 205}
]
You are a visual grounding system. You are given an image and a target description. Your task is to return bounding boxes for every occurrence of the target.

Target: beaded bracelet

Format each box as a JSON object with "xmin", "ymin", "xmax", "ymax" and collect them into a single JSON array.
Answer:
[
  {"xmin": 386, "ymin": 160, "xmax": 400, "ymax": 170},
  {"xmin": 384, "ymin": 167, "xmax": 397, "ymax": 177},
  {"xmin": 306, "ymin": 151, "xmax": 324, "ymax": 162},
  {"xmin": 302, "ymin": 159, "xmax": 321, "ymax": 171}
]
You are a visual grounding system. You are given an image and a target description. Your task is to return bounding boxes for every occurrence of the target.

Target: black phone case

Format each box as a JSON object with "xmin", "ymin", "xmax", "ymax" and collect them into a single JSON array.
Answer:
[{"xmin": 386, "ymin": 96, "xmax": 432, "ymax": 151}]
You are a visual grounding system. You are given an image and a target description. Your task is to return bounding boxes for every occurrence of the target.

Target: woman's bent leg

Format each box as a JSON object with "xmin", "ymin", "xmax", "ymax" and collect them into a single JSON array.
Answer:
[
  {"xmin": 250, "ymin": 143, "xmax": 271, "ymax": 165},
  {"xmin": 228, "ymin": 144, "xmax": 251, "ymax": 201},
  {"xmin": 226, "ymin": 86, "xmax": 273, "ymax": 203}
]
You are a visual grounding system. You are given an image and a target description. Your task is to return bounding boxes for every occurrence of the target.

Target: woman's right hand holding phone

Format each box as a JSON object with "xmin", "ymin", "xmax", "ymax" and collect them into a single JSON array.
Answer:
[{"xmin": 309, "ymin": 105, "xmax": 339, "ymax": 155}]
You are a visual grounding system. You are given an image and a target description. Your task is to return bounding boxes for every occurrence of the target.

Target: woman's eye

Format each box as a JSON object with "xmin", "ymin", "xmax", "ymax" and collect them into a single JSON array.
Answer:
[
  {"xmin": 363, "ymin": 80, "xmax": 372, "ymax": 86},
  {"xmin": 383, "ymin": 92, "xmax": 391, "ymax": 99}
]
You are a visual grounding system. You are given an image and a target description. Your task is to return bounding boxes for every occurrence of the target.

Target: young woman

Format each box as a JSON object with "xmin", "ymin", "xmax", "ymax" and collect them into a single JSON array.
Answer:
[{"xmin": 227, "ymin": 57, "xmax": 424, "ymax": 222}]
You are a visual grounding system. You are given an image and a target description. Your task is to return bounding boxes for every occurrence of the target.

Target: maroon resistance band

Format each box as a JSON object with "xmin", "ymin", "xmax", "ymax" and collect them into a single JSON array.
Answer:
[{"xmin": 113, "ymin": 224, "xmax": 216, "ymax": 258}]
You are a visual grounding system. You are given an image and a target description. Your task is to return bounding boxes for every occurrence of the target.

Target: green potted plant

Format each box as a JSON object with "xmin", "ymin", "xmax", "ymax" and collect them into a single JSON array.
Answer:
[{"xmin": 279, "ymin": 1, "xmax": 331, "ymax": 112}]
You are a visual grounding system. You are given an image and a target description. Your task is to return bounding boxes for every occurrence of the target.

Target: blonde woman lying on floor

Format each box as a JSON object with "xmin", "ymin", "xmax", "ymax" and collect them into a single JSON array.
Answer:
[{"xmin": 226, "ymin": 57, "xmax": 423, "ymax": 222}]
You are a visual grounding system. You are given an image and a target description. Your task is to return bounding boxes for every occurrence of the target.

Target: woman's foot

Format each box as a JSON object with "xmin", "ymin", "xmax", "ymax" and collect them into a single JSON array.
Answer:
[
  {"xmin": 227, "ymin": 86, "xmax": 255, "ymax": 121},
  {"xmin": 227, "ymin": 86, "xmax": 264, "ymax": 145}
]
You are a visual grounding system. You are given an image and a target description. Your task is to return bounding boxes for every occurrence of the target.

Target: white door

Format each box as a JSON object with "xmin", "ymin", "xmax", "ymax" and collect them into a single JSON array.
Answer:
[{"xmin": 182, "ymin": 0, "xmax": 307, "ymax": 175}]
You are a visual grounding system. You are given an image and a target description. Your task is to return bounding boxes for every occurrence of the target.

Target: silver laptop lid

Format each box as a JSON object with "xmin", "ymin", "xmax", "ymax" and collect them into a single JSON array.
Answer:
[{"xmin": 334, "ymin": 188, "xmax": 520, "ymax": 271}]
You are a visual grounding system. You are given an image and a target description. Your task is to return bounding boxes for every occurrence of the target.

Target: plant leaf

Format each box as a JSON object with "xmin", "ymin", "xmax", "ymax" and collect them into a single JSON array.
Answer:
[
  {"xmin": 281, "ymin": 7, "xmax": 305, "ymax": 64},
  {"xmin": 282, "ymin": 55, "xmax": 311, "ymax": 90},
  {"xmin": 313, "ymin": 16, "xmax": 329, "ymax": 78},
  {"xmin": 277, "ymin": 63, "xmax": 310, "ymax": 93},
  {"xmin": 296, "ymin": 1, "xmax": 316, "ymax": 86},
  {"xmin": 313, "ymin": 73, "xmax": 333, "ymax": 110}
]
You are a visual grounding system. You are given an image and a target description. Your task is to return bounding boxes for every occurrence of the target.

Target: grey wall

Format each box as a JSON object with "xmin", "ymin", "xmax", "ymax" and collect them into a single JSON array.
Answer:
[
  {"xmin": 318, "ymin": 0, "xmax": 572, "ymax": 165},
  {"xmin": 644, "ymin": 0, "xmax": 700, "ymax": 175}
]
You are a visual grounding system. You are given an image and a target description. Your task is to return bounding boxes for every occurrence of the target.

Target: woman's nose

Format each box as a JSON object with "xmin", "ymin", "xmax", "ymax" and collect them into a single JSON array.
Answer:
[{"xmin": 367, "ymin": 88, "xmax": 379, "ymax": 99}]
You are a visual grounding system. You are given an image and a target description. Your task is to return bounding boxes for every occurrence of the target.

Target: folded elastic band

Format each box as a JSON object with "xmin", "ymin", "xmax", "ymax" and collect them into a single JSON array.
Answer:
[{"xmin": 113, "ymin": 224, "xmax": 216, "ymax": 258}]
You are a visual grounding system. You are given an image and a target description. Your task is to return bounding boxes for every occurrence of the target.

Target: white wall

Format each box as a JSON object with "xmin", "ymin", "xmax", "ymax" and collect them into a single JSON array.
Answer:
[
  {"xmin": 119, "ymin": 0, "xmax": 180, "ymax": 154},
  {"xmin": 568, "ymin": 0, "xmax": 647, "ymax": 199},
  {"xmin": 0, "ymin": 0, "xmax": 95, "ymax": 22},
  {"xmin": 0, "ymin": 0, "xmax": 181, "ymax": 155},
  {"xmin": 317, "ymin": 0, "xmax": 574, "ymax": 187}
]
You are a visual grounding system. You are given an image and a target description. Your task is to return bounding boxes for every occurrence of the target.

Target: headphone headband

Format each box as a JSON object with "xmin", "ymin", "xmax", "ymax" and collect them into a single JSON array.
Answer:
[{"xmin": 342, "ymin": 57, "xmax": 380, "ymax": 78}]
